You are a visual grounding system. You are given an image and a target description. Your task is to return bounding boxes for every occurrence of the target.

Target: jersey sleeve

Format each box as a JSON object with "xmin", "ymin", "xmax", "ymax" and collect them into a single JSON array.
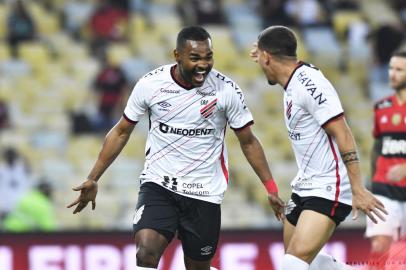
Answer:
[
  {"xmin": 123, "ymin": 79, "xmax": 149, "ymax": 122},
  {"xmin": 224, "ymin": 83, "xmax": 254, "ymax": 130},
  {"xmin": 298, "ymin": 76, "xmax": 344, "ymax": 127}
]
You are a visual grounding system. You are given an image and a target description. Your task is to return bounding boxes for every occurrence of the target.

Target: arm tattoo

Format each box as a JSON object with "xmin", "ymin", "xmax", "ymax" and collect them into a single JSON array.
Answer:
[{"xmin": 341, "ymin": 151, "xmax": 359, "ymax": 165}]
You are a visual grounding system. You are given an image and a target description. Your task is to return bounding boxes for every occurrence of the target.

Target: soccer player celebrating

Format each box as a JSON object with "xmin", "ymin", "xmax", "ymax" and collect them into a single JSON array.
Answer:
[
  {"xmin": 365, "ymin": 50, "xmax": 406, "ymax": 269},
  {"xmin": 250, "ymin": 25, "xmax": 387, "ymax": 270},
  {"xmin": 68, "ymin": 26, "xmax": 284, "ymax": 270}
]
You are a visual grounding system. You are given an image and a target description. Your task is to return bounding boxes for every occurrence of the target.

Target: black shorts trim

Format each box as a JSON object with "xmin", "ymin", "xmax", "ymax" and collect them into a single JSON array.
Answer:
[{"xmin": 285, "ymin": 193, "xmax": 352, "ymax": 227}]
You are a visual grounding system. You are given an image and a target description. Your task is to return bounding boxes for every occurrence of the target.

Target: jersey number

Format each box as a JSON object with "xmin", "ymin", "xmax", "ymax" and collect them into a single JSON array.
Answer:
[{"xmin": 162, "ymin": 176, "xmax": 178, "ymax": 191}]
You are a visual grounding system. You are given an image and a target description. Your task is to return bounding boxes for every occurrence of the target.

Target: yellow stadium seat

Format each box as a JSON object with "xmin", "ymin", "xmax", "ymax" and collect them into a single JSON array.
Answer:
[
  {"xmin": 18, "ymin": 42, "xmax": 50, "ymax": 73},
  {"xmin": 0, "ymin": 4, "xmax": 8, "ymax": 39},
  {"xmin": 36, "ymin": 13, "xmax": 60, "ymax": 35},
  {"xmin": 106, "ymin": 43, "xmax": 133, "ymax": 66},
  {"xmin": 332, "ymin": 11, "xmax": 362, "ymax": 41},
  {"xmin": 0, "ymin": 42, "xmax": 11, "ymax": 61}
]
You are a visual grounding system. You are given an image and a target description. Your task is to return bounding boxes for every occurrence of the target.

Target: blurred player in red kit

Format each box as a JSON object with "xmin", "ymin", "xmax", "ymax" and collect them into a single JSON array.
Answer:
[{"xmin": 365, "ymin": 49, "xmax": 406, "ymax": 270}]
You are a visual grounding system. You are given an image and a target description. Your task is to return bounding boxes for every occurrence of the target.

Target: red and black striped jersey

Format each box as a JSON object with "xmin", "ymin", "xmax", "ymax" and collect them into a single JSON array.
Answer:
[{"xmin": 372, "ymin": 95, "xmax": 406, "ymax": 201}]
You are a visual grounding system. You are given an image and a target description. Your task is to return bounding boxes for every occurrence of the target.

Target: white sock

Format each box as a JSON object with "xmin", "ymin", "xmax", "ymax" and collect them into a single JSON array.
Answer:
[
  {"xmin": 283, "ymin": 254, "xmax": 309, "ymax": 270},
  {"xmin": 309, "ymin": 253, "xmax": 354, "ymax": 270},
  {"xmin": 136, "ymin": 267, "xmax": 157, "ymax": 270}
]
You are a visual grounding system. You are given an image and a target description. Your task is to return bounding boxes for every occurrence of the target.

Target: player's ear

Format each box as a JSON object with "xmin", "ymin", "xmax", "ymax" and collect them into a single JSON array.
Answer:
[
  {"xmin": 264, "ymin": 51, "xmax": 271, "ymax": 65},
  {"xmin": 174, "ymin": 49, "xmax": 180, "ymax": 62}
]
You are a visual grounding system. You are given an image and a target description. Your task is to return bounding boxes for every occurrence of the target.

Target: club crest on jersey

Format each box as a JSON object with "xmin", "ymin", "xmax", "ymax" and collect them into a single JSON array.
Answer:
[
  {"xmin": 286, "ymin": 100, "xmax": 292, "ymax": 119},
  {"xmin": 392, "ymin": 113, "xmax": 401, "ymax": 126},
  {"xmin": 200, "ymin": 98, "xmax": 217, "ymax": 118}
]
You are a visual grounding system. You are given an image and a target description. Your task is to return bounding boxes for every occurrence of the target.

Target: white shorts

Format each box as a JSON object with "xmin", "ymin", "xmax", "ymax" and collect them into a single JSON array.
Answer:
[{"xmin": 365, "ymin": 195, "xmax": 406, "ymax": 240}]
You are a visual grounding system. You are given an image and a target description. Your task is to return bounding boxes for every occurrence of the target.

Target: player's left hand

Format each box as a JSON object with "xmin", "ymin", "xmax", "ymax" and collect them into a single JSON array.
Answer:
[
  {"xmin": 268, "ymin": 192, "xmax": 285, "ymax": 221},
  {"xmin": 386, "ymin": 164, "xmax": 406, "ymax": 182},
  {"xmin": 352, "ymin": 188, "xmax": 387, "ymax": 224},
  {"xmin": 249, "ymin": 42, "xmax": 259, "ymax": 63}
]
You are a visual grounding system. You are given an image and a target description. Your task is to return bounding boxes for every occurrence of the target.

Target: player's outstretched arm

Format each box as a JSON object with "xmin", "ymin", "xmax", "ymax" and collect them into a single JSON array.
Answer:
[
  {"xmin": 67, "ymin": 116, "xmax": 136, "ymax": 214},
  {"xmin": 323, "ymin": 116, "xmax": 387, "ymax": 224},
  {"xmin": 234, "ymin": 125, "xmax": 285, "ymax": 221}
]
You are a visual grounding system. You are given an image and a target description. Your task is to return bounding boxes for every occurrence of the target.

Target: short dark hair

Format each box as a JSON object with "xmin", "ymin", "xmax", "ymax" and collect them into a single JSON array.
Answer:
[
  {"xmin": 392, "ymin": 49, "xmax": 406, "ymax": 58},
  {"xmin": 257, "ymin": 26, "xmax": 297, "ymax": 58},
  {"xmin": 176, "ymin": 26, "xmax": 211, "ymax": 51}
]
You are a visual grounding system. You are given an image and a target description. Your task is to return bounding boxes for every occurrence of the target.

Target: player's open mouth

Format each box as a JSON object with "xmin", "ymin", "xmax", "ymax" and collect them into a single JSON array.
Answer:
[{"xmin": 194, "ymin": 70, "xmax": 207, "ymax": 83}]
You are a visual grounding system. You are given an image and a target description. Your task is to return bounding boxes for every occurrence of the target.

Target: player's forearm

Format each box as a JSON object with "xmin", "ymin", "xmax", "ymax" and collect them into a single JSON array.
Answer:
[
  {"xmin": 87, "ymin": 126, "xmax": 131, "ymax": 182},
  {"xmin": 335, "ymin": 129, "xmax": 364, "ymax": 193},
  {"xmin": 240, "ymin": 136, "xmax": 274, "ymax": 182}
]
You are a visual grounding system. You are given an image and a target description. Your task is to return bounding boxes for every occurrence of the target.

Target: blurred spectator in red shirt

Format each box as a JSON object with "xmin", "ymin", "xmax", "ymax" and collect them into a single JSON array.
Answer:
[
  {"xmin": 92, "ymin": 54, "xmax": 129, "ymax": 132},
  {"xmin": 89, "ymin": 0, "xmax": 129, "ymax": 58}
]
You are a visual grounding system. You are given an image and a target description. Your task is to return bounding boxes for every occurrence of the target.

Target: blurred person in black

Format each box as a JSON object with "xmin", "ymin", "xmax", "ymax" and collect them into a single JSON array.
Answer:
[
  {"xmin": 6, "ymin": 0, "xmax": 37, "ymax": 57},
  {"xmin": 0, "ymin": 99, "xmax": 10, "ymax": 130},
  {"xmin": 177, "ymin": 0, "xmax": 225, "ymax": 25},
  {"xmin": 257, "ymin": 0, "xmax": 294, "ymax": 28},
  {"xmin": 367, "ymin": 23, "xmax": 404, "ymax": 101}
]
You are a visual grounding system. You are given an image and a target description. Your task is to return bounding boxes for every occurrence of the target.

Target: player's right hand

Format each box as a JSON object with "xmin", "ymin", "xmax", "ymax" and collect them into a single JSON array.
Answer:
[
  {"xmin": 352, "ymin": 188, "xmax": 387, "ymax": 224},
  {"xmin": 67, "ymin": 179, "xmax": 98, "ymax": 214},
  {"xmin": 267, "ymin": 193, "xmax": 285, "ymax": 221}
]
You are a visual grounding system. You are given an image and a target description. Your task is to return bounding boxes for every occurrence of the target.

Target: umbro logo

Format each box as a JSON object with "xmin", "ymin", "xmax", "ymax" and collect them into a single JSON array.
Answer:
[
  {"xmin": 201, "ymin": 245, "xmax": 213, "ymax": 255},
  {"xmin": 158, "ymin": 101, "xmax": 171, "ymax": 108}
]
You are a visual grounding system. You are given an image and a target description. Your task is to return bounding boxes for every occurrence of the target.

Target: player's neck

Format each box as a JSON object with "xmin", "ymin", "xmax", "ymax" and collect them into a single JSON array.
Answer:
[
  {"xmin": 279, "ymin": 61, "xmax": 300, "ymax": 88},
  {"xmin": 395, "ymin": 88, "xmax": 406, "ymax": 105}
]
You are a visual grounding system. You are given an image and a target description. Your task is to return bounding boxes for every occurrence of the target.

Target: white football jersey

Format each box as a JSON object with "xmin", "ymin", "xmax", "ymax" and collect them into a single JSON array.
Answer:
[
  {"xmin": 284, "ymin": 62, "xmax": 352, "ymax": 205},
  {"xmin": 124, "ymin": 64, "xmax": 253, "ymax": 203}
]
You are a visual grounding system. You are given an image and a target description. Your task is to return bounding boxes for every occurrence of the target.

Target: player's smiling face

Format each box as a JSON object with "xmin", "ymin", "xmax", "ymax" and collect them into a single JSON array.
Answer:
[{"xmin": 175, "ymin": 39, "xmax": 214, "ymax": 88}]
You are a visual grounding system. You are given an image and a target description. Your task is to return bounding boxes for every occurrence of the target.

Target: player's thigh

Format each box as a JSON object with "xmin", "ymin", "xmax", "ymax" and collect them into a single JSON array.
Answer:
[
  {"xmin": 178, "ymin": 198, "xmax": 221, "ymax": 262},
  {"xmin": 283, "ymin": 218, "xmax": 296, "ymax": 251},
  {"xmin": 283, "ymin": 194, "xmax": 302, "ymax": 251},
  {"xmin": 366, "ymin": 195, "xmax": 401, "ymax": 240},
  {"xmin": 133, "ymin": 182, "xmax": 179, "ymax": 245},
  {"xmin": 286, "ymin": 210, "xmax": 336, "ymax": 263}
]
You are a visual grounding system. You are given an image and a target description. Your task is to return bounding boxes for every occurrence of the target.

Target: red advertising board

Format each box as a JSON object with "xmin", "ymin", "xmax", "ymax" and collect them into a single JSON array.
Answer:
[{"xmin": 0, "ymin": 229, "xmax": 404, "ymax": 270}]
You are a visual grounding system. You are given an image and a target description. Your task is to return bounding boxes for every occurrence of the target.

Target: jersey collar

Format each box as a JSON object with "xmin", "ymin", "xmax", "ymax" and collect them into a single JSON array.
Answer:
[
  {"xmin": 284, "ymin": 61, "xmax": 304, "ymax": 90},
  {"xmin": 170, "ymin": 64, "xmax": 194, "ymax": 90}
]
